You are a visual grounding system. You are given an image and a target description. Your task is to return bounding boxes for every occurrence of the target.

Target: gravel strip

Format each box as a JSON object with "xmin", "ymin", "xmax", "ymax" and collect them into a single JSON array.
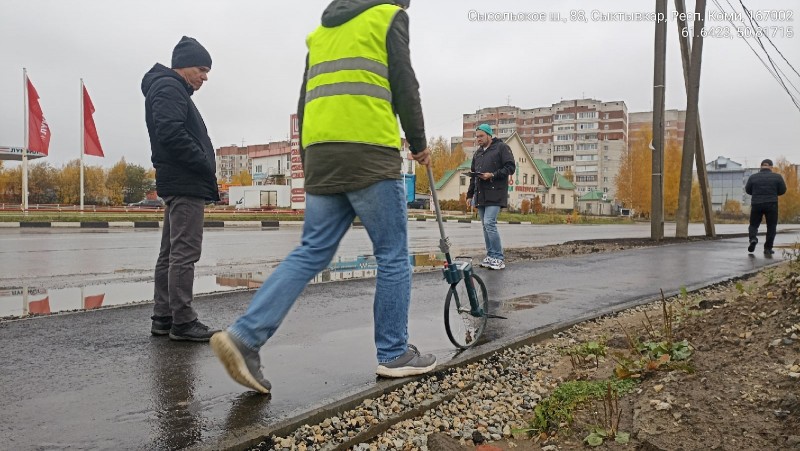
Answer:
[{"xmin": 248, "ymin": 280, "xmax": 758, "ymax": 451}]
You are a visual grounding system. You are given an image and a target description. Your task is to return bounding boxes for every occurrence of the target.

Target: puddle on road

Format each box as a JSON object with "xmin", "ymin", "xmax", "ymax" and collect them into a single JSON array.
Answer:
[
  {"xmin": 0, "ymin": 253, "xmax": 446, "ymax": 318},
  {"xmin": 495, "ymin": 293, "xmax": 553, "ymax": 313}
]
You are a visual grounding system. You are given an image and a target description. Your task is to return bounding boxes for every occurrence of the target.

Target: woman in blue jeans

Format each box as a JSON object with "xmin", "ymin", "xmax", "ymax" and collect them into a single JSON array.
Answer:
[{"xmin": 466, "ymin": 124, "xmax": 516, "ymax": 270}]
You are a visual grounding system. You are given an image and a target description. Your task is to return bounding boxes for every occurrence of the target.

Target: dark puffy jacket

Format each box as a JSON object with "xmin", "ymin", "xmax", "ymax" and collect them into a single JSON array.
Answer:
[
  {"xmin": 466, "ymin": 137, "xmax": 516, "ymax": 208},
  {"xmin": 745, "ymin": 168, "xmax": 786, "ymax": 204},
  {"xmin": 141, "ymin": 63, "xmax": 219, "ymax": 201}
]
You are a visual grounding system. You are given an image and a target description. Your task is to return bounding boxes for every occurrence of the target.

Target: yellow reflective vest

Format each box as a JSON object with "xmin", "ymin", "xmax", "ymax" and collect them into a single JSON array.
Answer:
[{"xmin": 302, "ymin": 4, "xmax": 402, "ymax": 150}]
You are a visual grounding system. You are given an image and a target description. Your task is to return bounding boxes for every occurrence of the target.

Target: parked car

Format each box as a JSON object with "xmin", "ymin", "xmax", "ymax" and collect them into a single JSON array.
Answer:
[
  {"xmin": 128, "ymin": 198, "xmax": 165, "ymax": 208},
  {"xmin": 407, "ymin": 199, "xmax": 429, "ymax": 209}
]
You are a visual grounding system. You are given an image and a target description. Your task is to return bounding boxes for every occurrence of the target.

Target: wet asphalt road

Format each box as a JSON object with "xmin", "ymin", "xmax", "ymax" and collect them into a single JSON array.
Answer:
[
  {"xmin": 1, "ymin": 233, "xmax": 795, "ymax": 450},
  {"xmin": 0, "ymin": 222, "xmax": 762, "ymax": 288}
]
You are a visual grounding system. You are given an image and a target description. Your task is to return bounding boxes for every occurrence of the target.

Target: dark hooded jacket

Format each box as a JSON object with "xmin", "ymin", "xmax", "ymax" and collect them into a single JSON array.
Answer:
[
  {"xmin": 745, "ymin": 168, "xmax": 786, "ymax": 205},
  {"xmin": 141, "ymin": 63, "xmax": 219, "ymax": 201},
  {"xmin": 467, "ymin": 137, "xmax": 516, "ymax": 208},
  {"xmin": 297, "ymin": 0, "xmax": 427, "ymax": 195}
]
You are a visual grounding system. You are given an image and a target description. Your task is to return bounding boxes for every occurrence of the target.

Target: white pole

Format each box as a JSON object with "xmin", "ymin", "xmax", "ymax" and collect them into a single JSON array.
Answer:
[
  {"xmin": 22, "ymin": 285, "xmax": 28, "ymax": 316},
  {"xmin": 22, "ymin": 68, "xmax": 29, "ymax": 212},
  {"xmin": 80, "ymin": 78, "xmax": 85, "ymax": 212}
]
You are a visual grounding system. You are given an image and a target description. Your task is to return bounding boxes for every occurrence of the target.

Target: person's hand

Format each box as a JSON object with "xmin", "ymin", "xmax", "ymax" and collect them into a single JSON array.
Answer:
[
  {"xmin": 412, "ymin": 148, "xmax": 431, "ymax": 166},
  {"xmin": 479, "ymin": 172, "xmax": 493, "ymax": 180},
  {"xmin": 466, "ymin": 198, "xmax": 473, "ymax": 207}
]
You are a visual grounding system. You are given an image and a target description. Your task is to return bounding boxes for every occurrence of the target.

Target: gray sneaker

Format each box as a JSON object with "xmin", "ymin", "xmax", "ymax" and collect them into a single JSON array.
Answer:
[
  {"xmin": 376, "ymin": 344, "xmax": 437, "ymax": 378},
  {"xmin": 210, "ymin": 331, "xmax": 271, "ymax": 394}
]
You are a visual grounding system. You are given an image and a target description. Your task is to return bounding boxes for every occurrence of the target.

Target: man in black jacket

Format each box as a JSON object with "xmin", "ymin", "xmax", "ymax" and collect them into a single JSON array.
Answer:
[
  {"xmin": 141, "ymin": 36, "xmax": 220, "ymax": 341},
  {"xmin": 467, "ymin": 124, "xmax": 516, "ymax": 270},
  {"xmin": 745, "ymin": 158, "xmax": 787, "ymax": 255}
]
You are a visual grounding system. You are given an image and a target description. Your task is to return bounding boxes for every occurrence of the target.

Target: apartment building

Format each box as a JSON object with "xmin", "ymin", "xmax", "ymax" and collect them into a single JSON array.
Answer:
[
  {"xmin": 250, "ymin": 141, "xmax": 291, "ymax": 186},
  {"xmin": 462, "ymin": 99, "xmax": 627, "ymax": 201},
  {"xmin": 215, "ymin": 145, "xmax": 250, "ymax": 183},
  {"xmin": 628, "ymin": 109, "xmax": 686, "ymax": 147}
]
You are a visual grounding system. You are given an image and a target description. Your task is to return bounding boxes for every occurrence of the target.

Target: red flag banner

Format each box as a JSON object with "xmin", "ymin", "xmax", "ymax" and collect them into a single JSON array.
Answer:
[
  {"xmin": 27, "ymin": 79, "xmax": 51, "ymax": 155},
  {"xmin": 29, "ymin": 296, "xmax": 51, "ymax": 314},
  {"xmin": 83, "ymin": 293, "xmax": 105, "ymax": 310},
  {"xmin": 83, "ymin": 86, "xmax": 104, "ymax": 157}
]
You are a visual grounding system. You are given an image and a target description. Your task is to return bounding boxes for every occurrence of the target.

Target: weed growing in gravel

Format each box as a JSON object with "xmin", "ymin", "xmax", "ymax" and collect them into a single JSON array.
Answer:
[
  {"xmin": 562, "ymin": 340, "xmax": 608, "ymax": 369},
  {"xmin": 583, "ymin": 381, "xmax": 631, "ymax": 446},
  {"xmin": 613, "ymin": 291, "xmax": 694, "ymax": 379},
  {"xmin": 521, "ymin": 378, "xmax": 637, "ymax": 434}
]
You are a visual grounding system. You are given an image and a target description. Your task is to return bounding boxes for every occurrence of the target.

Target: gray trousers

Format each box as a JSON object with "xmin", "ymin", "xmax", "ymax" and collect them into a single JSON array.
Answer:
[{"xmin": 152, "ymin": 195, "xmax": 205, "ymax": 325}]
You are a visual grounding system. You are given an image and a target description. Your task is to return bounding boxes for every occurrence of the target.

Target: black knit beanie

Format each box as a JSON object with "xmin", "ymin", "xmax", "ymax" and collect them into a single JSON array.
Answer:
[
  {"xmin": 761, "ymin": 159, "xmax": 773, "ymax": 167},
  {"xmin": 171, "ymin": 36, "xmax": 212, "ymax": 69}
]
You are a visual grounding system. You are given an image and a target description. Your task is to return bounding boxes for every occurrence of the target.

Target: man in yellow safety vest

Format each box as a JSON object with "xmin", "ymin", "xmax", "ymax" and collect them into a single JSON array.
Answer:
[{"xmin": 211, "ymin": 0, "xmax": 436, "ymax": 394}]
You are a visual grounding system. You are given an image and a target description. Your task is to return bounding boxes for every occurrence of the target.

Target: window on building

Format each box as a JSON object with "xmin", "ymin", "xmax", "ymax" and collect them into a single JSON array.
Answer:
[
  {"xmin": 604, "ymin": 124, "xmax": 609, "ymax": 130},
  {"xmin": 561, "ymin": 194, "xmax": 565, "ymax": 204},
  {"xmin": 523, "ymin": 174, "xmax": 528, "ymax": 185},
  {"xmin": 603, "ymin": 176, "xmax": 608, "ymax": 182},
  {"xmin": 460, "ymin": 176, "xmax": 466, "ymax": 186},
  {"xmin": 551, "ymin": 194, "xmax": 556, "ymax": 204}
]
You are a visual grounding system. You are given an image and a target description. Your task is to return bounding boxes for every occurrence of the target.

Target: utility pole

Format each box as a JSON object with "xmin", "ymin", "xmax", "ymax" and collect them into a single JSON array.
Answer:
[
  {"xmin": 675, "ymin": 0, "xmax": 715, "ymax": 237},
  {"xmin": 651, "ymin": 0, "xmax": 667, "ymax": 240},
  {"xmin": 676, "ymin": 0, "xmax": 707, "ymax": 238}
]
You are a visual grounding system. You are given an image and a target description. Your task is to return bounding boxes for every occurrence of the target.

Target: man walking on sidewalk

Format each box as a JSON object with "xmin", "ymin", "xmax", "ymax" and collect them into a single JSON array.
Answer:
[
  {"xmin": 746, "ymin": 158, "xmax": 787, "ymax": 255},
  {"xmin": 211, "ymin": 0, "xmax": 436, "ymax": 394},
  {"xmin": 467, "ymin": 123, "xmax": 516, "ymax": 270},
  {"xmin": 142, "ymin": 36, "xmax": 220, "ymax": 341}
]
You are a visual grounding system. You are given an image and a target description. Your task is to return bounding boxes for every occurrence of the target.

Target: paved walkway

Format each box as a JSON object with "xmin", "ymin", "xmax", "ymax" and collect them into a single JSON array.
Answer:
[{"xmin": 0, "ymin": 233, "xmax": 796, "ymax": 450}]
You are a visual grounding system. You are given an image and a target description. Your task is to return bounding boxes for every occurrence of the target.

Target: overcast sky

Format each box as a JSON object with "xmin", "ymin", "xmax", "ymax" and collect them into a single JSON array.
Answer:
[{"xmin": 1, "ymin": 0, "xmax": 798, "ymax": 170}]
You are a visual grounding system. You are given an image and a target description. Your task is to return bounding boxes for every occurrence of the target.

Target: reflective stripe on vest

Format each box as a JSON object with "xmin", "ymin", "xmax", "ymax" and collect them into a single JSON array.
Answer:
[{"xmin": 302, "ymin": 4, "xmax": 401, "ymax": 149}]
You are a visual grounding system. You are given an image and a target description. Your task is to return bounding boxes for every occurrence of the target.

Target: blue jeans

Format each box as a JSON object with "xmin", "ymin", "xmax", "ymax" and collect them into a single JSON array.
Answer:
[
  {"xmin": 477, "ymin": 205, "xmax": 503, "ymax": 260},
  {"xmin": 228, "ymin": 179, "xmax": 411, "ymax": 363}
]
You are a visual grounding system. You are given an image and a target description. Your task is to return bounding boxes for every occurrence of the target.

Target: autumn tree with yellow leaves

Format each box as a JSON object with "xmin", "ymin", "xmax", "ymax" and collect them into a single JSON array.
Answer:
[
  {"xmin": 773, "ymin": 158, "xmax": 800, "ymax": 222},
  {"xmin": 414, "ymin": 136, "xmax": 466, "ymax": 194},
  {"xmin": 615, "ymin": 124, "xmax": 685, "ymax": 218}
]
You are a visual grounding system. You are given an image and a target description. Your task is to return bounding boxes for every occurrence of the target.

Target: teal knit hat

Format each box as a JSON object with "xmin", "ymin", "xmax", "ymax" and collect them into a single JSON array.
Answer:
[{"xmin": 476, "ymin": 123, "xmax": 493, "ymax": 136}]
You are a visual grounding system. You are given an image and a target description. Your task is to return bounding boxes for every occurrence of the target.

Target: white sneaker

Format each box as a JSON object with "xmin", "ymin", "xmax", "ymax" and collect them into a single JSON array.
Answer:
[
  {"xmin": 488, "ymin": 258, "xmax": 505, "ymax": 270},
  {"xmin": 479, "ymin": 256, "xmax": 492, "ymax": 268}
]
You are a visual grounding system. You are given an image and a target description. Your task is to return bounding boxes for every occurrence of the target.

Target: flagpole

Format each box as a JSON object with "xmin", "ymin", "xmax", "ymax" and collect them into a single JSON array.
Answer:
[
  {"xmin": 80, "ymin": 78, "xmax": 85, "ymax": 212},
  {"xmin": 22, "ymin": 68, "xmax": 29, "ymax": 212}
]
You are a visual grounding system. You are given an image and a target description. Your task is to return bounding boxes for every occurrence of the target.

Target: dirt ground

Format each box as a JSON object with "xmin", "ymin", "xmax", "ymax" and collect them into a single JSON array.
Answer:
[{"xmin": 454, "ymin": 239, "xmax": 800, "ymax": 450}]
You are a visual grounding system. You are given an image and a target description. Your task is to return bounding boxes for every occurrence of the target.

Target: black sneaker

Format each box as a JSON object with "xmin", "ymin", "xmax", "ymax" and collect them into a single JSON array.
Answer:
[
  {"xmin": 169, "ymin": 319, "xmax": 219, "ymax": 342},
  {"xmin": 376, "ymin": 344, "xmax": 437, "ymax": 378},
  {"xmin": 210, "ymin": 331, "xmax": 271, "ymax": 394},
  {"xmin": 151, "ymin": 315, "xmax": 172, "ymax": 336},
  {"xmin": 748, "ymin": 239, "xmax": 757, "ymax": 253},
  {"xmin": 764, "ymin": 248, "xmax": 775, "ymax": 256}
]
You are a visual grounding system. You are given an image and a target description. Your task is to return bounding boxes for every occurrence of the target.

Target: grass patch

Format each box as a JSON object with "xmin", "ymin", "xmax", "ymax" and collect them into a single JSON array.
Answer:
[{"xmin": 527, "ymin": 378, "xmax": 638, "ymax": 433}]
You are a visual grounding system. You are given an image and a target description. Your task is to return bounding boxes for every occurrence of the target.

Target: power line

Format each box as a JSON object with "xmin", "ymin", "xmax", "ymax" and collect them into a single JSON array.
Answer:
[
  {"xmin": 735, "ymin": 0, "xmax": 800, "ymax": 99},
  {"xmin": 738, "ymin": 0, "xmax": 800, "ymax": 79},
  {"xmin": 710, "ymin": 0, "xmax": 800, "ymax": 111}
]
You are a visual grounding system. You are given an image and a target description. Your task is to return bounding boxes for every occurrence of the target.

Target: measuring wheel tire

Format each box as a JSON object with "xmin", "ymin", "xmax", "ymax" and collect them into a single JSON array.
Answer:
[{"xmin": 444, "ymin": 273, "xmax": 489, "ymax": 349}]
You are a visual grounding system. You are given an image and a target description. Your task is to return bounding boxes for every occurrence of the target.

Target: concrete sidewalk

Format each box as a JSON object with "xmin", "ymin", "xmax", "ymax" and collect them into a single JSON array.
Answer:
[{"xmin": 0, "ymin": 235, "xmax": 793, "ymax": 450}]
